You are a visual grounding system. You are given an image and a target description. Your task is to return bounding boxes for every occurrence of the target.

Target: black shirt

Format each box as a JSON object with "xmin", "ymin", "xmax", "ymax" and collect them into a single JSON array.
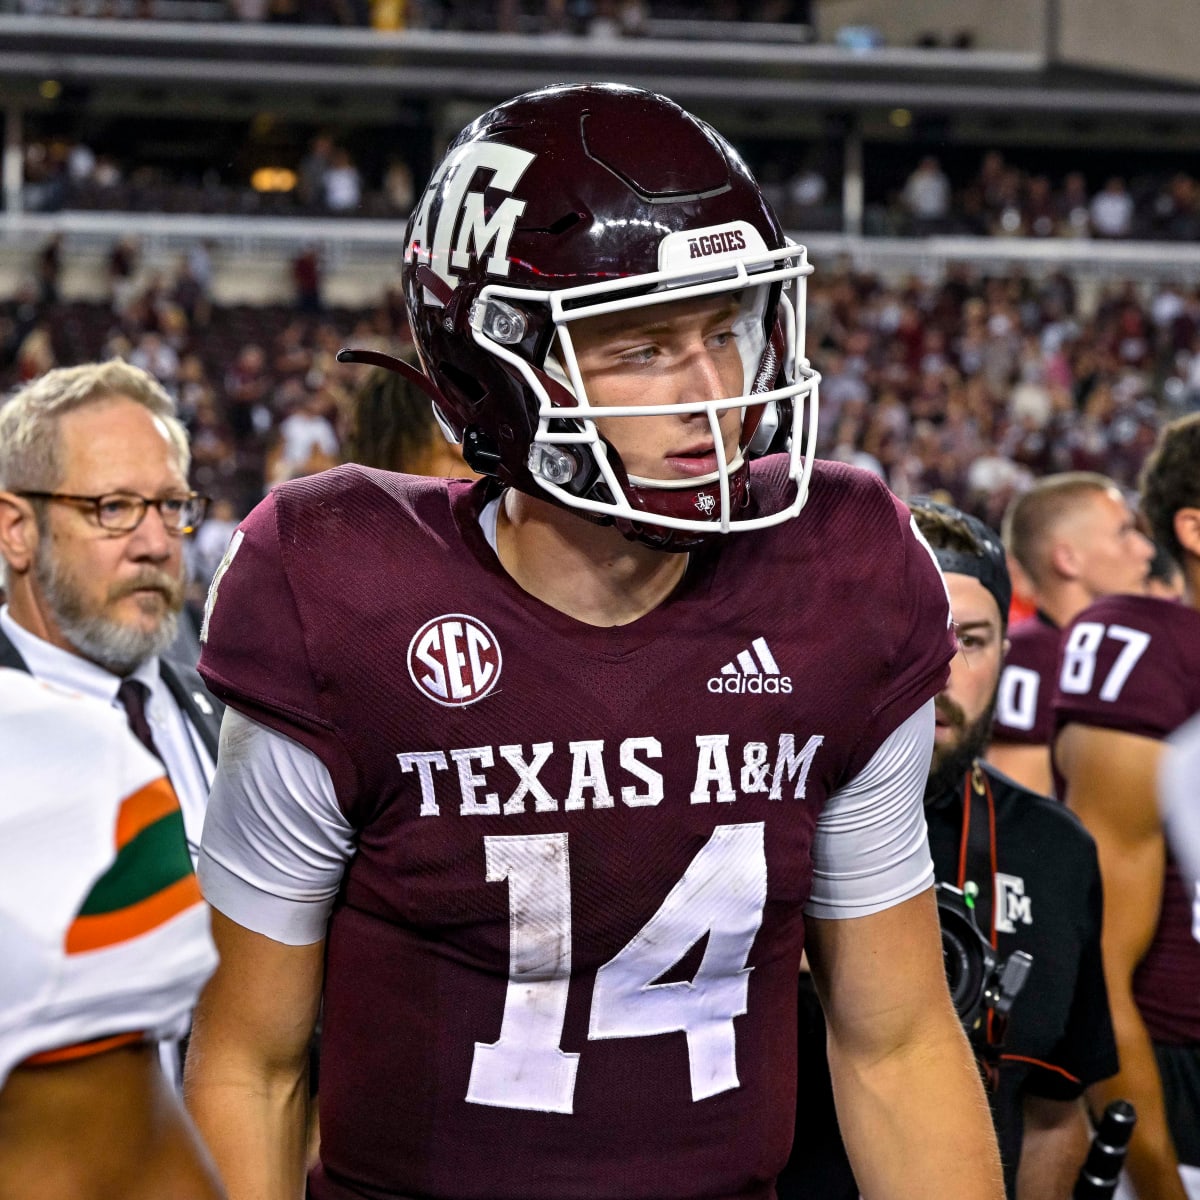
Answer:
[{"xmin": 779, "ymin": 762, "xmax": 1118, "ymax": 1200}]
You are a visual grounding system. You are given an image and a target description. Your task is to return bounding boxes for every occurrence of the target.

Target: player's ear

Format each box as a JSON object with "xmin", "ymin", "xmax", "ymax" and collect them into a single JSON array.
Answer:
[
  {"xmin": 1173, "ymin": 507, "xmax": 1200, "ymax": 559},
  {"xmin": 0, "ymin": 491, "xmax": 39, "ymax": 575},
  {"xmin": 1049, "ymin": 537, "xmax": 1080, "ymax": 581}
]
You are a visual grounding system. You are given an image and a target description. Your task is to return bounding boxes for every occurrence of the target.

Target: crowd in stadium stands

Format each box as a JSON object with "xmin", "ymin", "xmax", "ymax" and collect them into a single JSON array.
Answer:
[
  {"xmin": 19, "ymin": 136, "xmax": 405, "ymax": 220},
  {"xmin": 3, "ymin": 235, "xmax": 1198, "ymax": 609},
  {"xmin": 15, "ymin": 132, "xmax": 1200, "ymax": 244},
  {"xmin": 882, "ymin": 152, "xmax": 1200, "ymax": 241},
  {"xmin": 3, "ymin": 0, "xmax": 809, "ymax": 29}
]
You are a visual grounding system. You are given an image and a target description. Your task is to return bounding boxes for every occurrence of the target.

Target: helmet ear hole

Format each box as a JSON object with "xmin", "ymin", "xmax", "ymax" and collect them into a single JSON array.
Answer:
[{"xmin": 439, "ymin": 361, "xmax": 487, "ymax": 408}]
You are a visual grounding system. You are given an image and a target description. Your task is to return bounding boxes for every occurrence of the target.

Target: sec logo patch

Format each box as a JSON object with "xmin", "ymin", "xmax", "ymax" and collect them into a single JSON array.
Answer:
[{"xmin": 408, "ymin": 614, "xmax": 502, "ymax": 706}]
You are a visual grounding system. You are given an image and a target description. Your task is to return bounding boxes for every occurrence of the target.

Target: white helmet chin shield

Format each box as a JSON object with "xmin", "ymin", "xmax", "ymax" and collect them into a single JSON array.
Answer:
[{"xmin": 469, "ymin": 222, "xmax": 821, "ymax": 543}]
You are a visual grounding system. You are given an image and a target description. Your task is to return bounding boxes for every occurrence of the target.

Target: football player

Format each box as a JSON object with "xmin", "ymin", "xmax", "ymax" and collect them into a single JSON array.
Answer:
[
  {"xmin": 187, "ymin": 83, "xmax": 1003, "ymax": 1200},
  {"xmin": 1054, "ymin": 413, "xmax": 1200, "ymax": 1200},
  {"xmin": 0, "ymin": 668, "xmax": 220, "ymax": 1200},
  {"xmin": 990, "ymin": 473, "xmax": 1153, "ymax": 796}
]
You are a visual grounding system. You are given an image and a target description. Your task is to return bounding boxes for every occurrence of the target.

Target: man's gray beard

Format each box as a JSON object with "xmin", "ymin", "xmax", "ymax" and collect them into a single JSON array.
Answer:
[{"xmin": 34, "ymin": 550, "xmax": 181, "ymax": 677}]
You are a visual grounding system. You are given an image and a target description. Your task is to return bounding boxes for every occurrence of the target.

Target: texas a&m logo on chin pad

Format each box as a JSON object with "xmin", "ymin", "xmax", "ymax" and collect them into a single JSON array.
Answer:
[{"xmin": 408, "ymin": 614, "xmax": 503, "ymax": 707}]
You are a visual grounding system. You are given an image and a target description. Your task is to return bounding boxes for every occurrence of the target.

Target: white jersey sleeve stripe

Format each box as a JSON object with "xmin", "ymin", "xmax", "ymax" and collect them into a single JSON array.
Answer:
[
  {"xmin": 804, "ymin": 699, "xmax": 936, "ymax": 919},
  {"xmin": 197, "ymin": 709, "xmax": 355, "ymax": 946}
]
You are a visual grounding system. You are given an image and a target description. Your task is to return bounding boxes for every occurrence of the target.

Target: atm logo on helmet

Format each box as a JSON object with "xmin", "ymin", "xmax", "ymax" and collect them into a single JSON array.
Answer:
[
  {"xmin": 407, "ymin": 142, "xmax": 537, "ymax": 295},
  {"xmin": 408, "ymin": 614, "xmax": 503, "ymax": 707}
]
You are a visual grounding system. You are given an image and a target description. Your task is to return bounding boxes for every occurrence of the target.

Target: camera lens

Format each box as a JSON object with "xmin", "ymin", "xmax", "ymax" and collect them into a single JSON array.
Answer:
[{"xmin": 943, "ymin": 930, "xmax": 972, "ymax": 1009}]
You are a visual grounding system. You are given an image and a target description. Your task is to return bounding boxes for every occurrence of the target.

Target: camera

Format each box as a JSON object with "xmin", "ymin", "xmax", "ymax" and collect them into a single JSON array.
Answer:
[{"xmin": 936, "ymin": 882, "xmax": 1033, "ymax": 1036}]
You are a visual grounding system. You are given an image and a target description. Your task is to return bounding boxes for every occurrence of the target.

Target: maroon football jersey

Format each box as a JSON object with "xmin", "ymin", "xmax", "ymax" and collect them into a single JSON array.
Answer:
[
  {"xmin": 1054, "ymin": 595, "xmax": 1200, "ymax": 1045},
  {"xmin": 992, "ymin": 612, "xmax": 1060, "ymax": 746},
  {"xmin": 199, "ymin": 458, "xmax": 953, "ymax": 1200}
]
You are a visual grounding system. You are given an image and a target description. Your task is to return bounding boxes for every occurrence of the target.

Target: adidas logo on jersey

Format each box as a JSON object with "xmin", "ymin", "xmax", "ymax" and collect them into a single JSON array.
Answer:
[{"xmin": 707, "ymin": 637, "xmax": 793, "ymax": 695}]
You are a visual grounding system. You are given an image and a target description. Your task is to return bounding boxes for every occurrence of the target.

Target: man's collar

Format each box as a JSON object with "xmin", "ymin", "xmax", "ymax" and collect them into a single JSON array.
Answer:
[{"xmin": 0, "ymin": 605, "xmax": 158, "ymax": 702}]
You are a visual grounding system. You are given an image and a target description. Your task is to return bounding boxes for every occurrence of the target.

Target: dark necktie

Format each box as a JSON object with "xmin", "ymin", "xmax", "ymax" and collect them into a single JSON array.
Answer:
[{"xmin": 116, "ymin": 678, "xmax": 165, "ymax": 766}]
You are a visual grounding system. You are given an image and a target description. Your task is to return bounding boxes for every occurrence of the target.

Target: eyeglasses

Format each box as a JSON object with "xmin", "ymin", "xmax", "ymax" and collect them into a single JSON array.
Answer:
[{"xmin": 16, "ymin": 491, "xmax": 211, "ymax": 534}]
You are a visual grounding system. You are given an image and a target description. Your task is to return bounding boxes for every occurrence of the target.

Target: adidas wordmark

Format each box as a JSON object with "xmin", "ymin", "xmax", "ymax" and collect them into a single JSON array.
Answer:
[{"xmin": 707, "ymin": 637, "xmax": 794, "ymax": 695}]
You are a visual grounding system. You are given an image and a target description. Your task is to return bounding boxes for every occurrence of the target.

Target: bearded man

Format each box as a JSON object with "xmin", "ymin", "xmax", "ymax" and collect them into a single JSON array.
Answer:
[{"xmin": 0, "ymin": 359, "xmax": 223, "ymax": 1082}]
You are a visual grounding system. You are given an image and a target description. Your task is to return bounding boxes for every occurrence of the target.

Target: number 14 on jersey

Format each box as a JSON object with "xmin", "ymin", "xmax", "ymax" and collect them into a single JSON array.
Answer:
[{"xmin": 467, "ymin": 822, "xmax": 768, "ymax": 1114}]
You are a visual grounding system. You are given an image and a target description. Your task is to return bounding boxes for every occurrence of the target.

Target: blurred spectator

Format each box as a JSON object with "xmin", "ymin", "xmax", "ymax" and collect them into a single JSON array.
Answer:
[
  {"xmin": 783, "ymin": 161, "xmax": 828, "ymax": 226},
  {"xmin": 1022, "ymin": 175, "xmax": 1056, "ymax": 238},
  {"xmin": 187, "ymin": 496, "xmax": 242, "ymax": 591},
  {"xmin": 107, "ymin": 236, "xmax": 141, "ymax": 314},
  {"xmin": 900, "ymin": 155, "xmax": 951, "ymax": 234},
  {"xmin": 1089, "ymin": 176, "xmax": 1135, "ymax": 239},
  {"xmin": 292, "ymin": 245, "xmax": 323, "ymax": 315},
  {"xmin": 297, "ymin": 133, "xmax": 334, "ymax": 208},
  {"xmin": 67, "ymin": 139, "xmax": 96, "ymax": 185},
  {"xmin": 1056, "ymin": 171, "xmax": 1092, "ymax": 237},
  {"xmin": 323, "ymin": 148, "xmax": 362, "ymax": 213},
  {"xmin": 1150, "ymin": 172, "xmax": 1200, "ymax": 242},
  {"xmin": 35, "ymin": 234, "xmax": 63, "ymax": 308},
  {"xmin": 222, "ymin": 343, "xmax": 273, "ymax": 442},
  {"xmin": 130, "ymin": 331, "xmax": 181, "ymax": 394},
  {"xmin": 383, "ymin": 156, "xmax": 415, "ymax": 213},
  {"xmin": 14, "ymin": 323, "xmax": 56, "ymax": 382},
  {"xmin": 229, "ymin": 0, "xmax": 271, "ymax": 17},
  {"xmin": 268, "ymin": 387, "xmax": 340, "ymax": 483}
]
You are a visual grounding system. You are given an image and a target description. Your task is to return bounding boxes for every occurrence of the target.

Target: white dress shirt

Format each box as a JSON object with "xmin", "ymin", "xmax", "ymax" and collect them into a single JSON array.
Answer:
[{"xmin": 0, "ymin": 606, "xmax": 214, "ymax": 859}]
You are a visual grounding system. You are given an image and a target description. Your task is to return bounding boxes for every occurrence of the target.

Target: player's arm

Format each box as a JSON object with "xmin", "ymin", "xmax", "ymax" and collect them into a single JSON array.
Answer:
[
  {"xmin": 804, "ymin": 702, "xmax": 1002, "ymax": 1200},
  {"xmin": 986, "ymin": 742, "xmax": 1054, "ymax": 797},
  {"xmin": 185, "ymin": 914, "xmax": 323, "ymax": 1200},
  {"xmin": 1015, "ymin": 1096, "xmax": 1091, "ymax": 1200},
  {"xmin": 2, "ymin": 1043, "xmax": 227, "ymax": 1200},
  {"xmin": 807, "ymin": 889, "xmax": 1003, "ymax": 1200},
  {"xmin": 184, "ymin": 710, "xmax": 354, "ymax": 1200},
  {"xmin": 1057, "ymin": 723, "xmax": 1187, "ymax": 1200}
]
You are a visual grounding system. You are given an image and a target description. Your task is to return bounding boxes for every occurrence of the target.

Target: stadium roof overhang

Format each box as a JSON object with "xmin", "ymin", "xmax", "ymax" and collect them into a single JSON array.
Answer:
[{"xmin": 1, "ymin": 16, "xmax": 1199, "ymax": 123}]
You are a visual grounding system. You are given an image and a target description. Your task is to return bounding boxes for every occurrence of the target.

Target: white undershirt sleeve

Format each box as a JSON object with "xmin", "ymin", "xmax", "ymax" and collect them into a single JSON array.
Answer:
[
  {"xmin": 804, "ymin": 699, "xmax": 936, "ymax": 920},
  {"xmin": 197, "ymin": 710, "xmax": 356, "ymax": 946},
  {"xmin": 1162, "ymin": 710, "xmax": 1200, "ymax": 901}
]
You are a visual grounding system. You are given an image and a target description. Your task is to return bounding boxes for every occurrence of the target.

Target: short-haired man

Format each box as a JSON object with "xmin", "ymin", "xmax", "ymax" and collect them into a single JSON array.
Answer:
[
  {"xmin": 1055, "ymin": 413, "xmax": 1200, "ymax": 1200},
  {"xmin": 0, "ymin": 667, "xmax": 221, "ymax": 1200},
  {"xmin": 990, "ymin": 473, "xmax": 1153, "ymax": 795},
  {"xmin": 186, "ymin": 84, "xmax": 1003, "ymax": 1200},
  {"xmin": 782, "ymin": 499, "xmax": 1118, "ymax": 1200},
  {"xmin": 0, "ymin": 360, "xmax": 223, "ymax": 1081}
]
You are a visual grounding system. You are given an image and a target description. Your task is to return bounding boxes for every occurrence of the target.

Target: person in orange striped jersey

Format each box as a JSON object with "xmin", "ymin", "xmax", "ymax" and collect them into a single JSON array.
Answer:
[{"xmin": 0, "ymin": 667, "xmax": 222, "ymax": 1200}]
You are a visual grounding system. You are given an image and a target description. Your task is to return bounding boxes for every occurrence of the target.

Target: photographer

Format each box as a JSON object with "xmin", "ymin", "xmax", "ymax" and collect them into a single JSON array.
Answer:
[{"xmin": 780, "ymin": 499, "xmax": 1118, "ymax": 1200}]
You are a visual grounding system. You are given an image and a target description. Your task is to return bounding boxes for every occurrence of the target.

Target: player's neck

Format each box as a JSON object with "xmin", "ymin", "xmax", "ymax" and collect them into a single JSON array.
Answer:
[
  {"xmin": 1038, "ymin": 581, "xmax": 1092, "ymax": 628},
  {"xmin": 1183, "ymin": 559, "xmax": 1200, "ymax": 612},
  {"xmin": 495, "ymin": 490, "xmax": 689, "ymax": 627}
]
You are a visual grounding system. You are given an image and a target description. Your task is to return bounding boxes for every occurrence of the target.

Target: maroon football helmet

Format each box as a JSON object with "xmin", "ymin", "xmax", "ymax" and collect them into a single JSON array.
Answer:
[{"xmin": 391, "ymin": 83, "xmax": 819, "ymax": 550}]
